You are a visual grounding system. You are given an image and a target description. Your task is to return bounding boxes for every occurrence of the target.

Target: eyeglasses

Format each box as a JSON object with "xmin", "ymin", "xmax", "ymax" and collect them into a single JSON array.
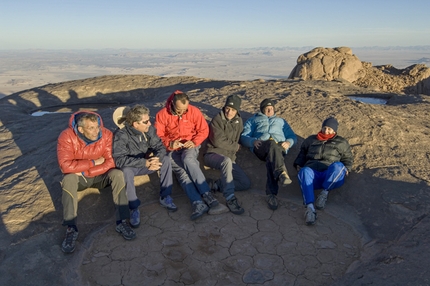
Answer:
[
  {"xmin": 82, "ymin": 125, "xmax": 100, "ymax": 131},
  {"xmin": 140, "ymin": 119, "xmax": 150, "ymax": 125}
]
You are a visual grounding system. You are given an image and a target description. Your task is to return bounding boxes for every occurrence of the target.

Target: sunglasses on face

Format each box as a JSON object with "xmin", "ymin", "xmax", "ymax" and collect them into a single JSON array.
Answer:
[{"xmin": 140, "ymin": 119, "xmax": 150, "ymax": 125}]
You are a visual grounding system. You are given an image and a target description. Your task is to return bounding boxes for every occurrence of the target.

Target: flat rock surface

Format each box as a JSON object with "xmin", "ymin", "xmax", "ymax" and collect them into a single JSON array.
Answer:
[{"xmin": 0, "ymin": 75, "xmax": 429, "ymax": 285}]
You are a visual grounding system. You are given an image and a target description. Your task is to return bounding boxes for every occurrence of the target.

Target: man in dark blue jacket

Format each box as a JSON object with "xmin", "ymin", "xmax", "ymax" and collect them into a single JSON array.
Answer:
[
  {"xmin": 294, "ymin": 117, "xmax": 353, "ymax": 225},
  {"xmin": 113, "ymin": 105, "xmax": 177, "ymax": 228}
]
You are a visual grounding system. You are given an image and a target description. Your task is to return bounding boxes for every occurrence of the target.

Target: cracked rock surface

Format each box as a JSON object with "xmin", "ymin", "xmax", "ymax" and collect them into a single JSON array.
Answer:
[
  {"xmin": 81, "ymin": 194, "xmax": 361, "ymax": 285},
  {"xmin": 0, "ymin": 74, "xmax": 429, "ymax": 285}
]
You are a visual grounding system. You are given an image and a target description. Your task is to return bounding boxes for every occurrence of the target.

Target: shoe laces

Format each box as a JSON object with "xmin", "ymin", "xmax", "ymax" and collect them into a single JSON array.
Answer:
[
  {"xmin": 194, "ymin": 202, "xmax": 206, "ymax": 212},
  {"xmin": 65, "ymin": 228, "xmax": 76, "ymax": 244},
  {"xmin": 205, "ymin": 192, "xmax": 215, "ymax": 201},
  {"xmin": 120, "ymin": 221, "xmax": 132, "ymax": 233},
  {"xmin": 229, "ymin": 197, "xmax": 238, "ymax": 204}
]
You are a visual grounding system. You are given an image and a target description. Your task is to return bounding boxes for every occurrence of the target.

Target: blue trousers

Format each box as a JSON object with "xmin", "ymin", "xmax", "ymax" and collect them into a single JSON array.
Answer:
[
  {"xmin": 204, "ymin": 152, "xmax": 251, "ymax": 200},
  {"xmin": 169, "ymin": 146, "xmax": 210, "ymax": 204},
  {"xmin": 122, "ymin": 155, "xmax": 173, "ymax": 210},
  {"xmin": 298, "ymin": 162, "xmax": 347, "ymax": 205}
]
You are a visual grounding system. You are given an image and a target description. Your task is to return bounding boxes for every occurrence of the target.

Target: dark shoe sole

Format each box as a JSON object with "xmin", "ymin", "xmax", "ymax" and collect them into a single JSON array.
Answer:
[
  {"xmin": 208, "ymin": 201, "xmax": 219, "ymax": 208},
  {"xmin": 116, "ymin": 229, "xmax": 136, "ymax": 240},
  {"xmin": 160, "ymin": 204, "xmax": 179, "ymax": 212},
  {"xmin": 229, "ymin": 208, "xmax": 245, "ymax": 215},
  {"xmin": 62, "ymin": 246, "xmax": 75, "ymax": 254},
  {"xmin": 268, "ymin": 203, "xmax": 278, "ymax": 210},
  {"xmin": 190, "ymin": 206, "xmax": 209, "ymax": 220},
  {"xmin": 129, "ymin": 222, "xmax": 140, "ymax": 228}
]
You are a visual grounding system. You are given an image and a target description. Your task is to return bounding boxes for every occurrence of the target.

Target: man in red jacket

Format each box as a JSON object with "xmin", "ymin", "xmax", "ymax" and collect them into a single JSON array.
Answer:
[
  {"xmin": 57, "ymin": 111, "xmax": 135, "ymax": 254},
  {"xmin": 155, "ymin": 91, "xmax": 218, "ymax": 220}
]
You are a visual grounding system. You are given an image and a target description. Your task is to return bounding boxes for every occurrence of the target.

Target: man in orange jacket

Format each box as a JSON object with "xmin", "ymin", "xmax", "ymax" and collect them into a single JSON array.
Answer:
[
  {"xmin": 57, "ymin": 111, "xmax": 135, "ymax": 253},
  {"xmin": 155, "ymin": 90, "xmax": 218, "ymax": 220}
]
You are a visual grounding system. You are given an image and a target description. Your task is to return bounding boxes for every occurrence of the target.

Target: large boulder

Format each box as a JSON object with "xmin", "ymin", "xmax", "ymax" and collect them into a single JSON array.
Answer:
[
  {"xmin": 288, "ymin": 47, "xmax": 365, "ymax": 82},
  {"xmin": 289, "ymin": 47, "xmax": 430, "ymax": 95}
]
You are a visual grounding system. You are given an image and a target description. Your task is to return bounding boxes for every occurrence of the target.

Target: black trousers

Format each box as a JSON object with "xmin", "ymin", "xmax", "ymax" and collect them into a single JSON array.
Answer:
[{"xmin": 253, "ymin": 140, "xmax": 287, "ymax": 195}]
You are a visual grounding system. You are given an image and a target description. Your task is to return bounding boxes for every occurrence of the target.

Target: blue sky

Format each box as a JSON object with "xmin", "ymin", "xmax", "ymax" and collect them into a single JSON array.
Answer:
[{"xmin": 1, "ymin": 0, "xmax": 429, "ymax": 49}]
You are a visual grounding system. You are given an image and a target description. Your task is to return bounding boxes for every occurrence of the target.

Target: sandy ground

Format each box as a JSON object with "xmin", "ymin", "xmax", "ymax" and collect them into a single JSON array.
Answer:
[{"xmin": 0, "ymin": 73, "xmax": 429, "ymax": 285}]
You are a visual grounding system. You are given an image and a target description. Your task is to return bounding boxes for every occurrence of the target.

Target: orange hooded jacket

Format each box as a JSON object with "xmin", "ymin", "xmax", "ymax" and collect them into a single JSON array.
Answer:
[{"xmin": 57, "ymin": 111, "xmax": 115, "ymax": 177}]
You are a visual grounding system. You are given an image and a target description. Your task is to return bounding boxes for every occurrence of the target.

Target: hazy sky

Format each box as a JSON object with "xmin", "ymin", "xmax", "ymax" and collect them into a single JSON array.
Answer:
[{"xmin": 1, "ymin": 0, "xmax": 429, "ymax": 49}]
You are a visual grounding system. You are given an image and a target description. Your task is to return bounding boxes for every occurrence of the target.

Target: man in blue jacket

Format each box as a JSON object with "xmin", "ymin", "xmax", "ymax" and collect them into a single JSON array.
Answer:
[
  {"xmin": 240, "ymin": 99, "xmax": 297, "ymax": 210},
  {"xmin": 113, "ymin": 105, "xmax": 177, "ymax": 228}
]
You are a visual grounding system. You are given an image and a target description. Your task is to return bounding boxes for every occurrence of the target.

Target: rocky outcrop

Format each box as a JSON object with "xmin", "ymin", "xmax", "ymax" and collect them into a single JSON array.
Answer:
[
  {"xmin": 288, "ymin": 47, "xmax": 365, "ymax": 82},
  {"xmin": 354, "ymin": 63, "xmax": 430, "ymax": 95},
  {"xmin": 289, "ymin": 47, "xmax": 430, "ymax": 95}
]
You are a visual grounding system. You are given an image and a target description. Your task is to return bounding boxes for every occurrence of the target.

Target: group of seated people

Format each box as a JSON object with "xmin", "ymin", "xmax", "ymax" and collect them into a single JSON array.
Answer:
[{"xmin": 57, "ymin": 90, "xmax": 353, "ymax": 253}]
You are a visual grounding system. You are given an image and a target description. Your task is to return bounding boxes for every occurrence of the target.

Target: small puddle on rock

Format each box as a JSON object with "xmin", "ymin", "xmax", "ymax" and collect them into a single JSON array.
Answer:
[
  {"xmin": 349, "ymin": 96, "xmax": 387, "ymax": 105},
  {"xmin": 32, "ymin": 111, "xmax": 71, "ymax": 116}
]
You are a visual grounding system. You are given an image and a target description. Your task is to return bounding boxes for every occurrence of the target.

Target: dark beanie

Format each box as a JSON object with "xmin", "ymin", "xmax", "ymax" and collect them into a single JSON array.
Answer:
[
  {"xmin": 322, "ymin": 117, "xmax": 339, "ymax": 132},
  {"xmin": 260, "ymin": 98, "xmax": 275, "ymax": 113},
  {"xmin": 224, "ymin": 95, "xmax": 241, "ymax": 111}
]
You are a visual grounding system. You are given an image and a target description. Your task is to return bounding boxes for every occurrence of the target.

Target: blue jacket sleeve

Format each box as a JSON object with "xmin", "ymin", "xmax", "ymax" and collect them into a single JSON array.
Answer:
[
  {"xmin": 282, "ymin": 119, "xmax": 297, "ymax": 148},
  {"xmin": 240, "ymin": 116, "xmax": 256, "ymax": 149}
]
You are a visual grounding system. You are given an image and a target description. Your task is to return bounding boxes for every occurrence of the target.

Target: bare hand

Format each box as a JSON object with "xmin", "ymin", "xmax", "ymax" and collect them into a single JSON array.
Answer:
[
  {"xmin": 281, "ymin": 141, "xmax": 291, "ymax": 150},
  {"xmin": 146, "ymin": 157, "xmax": 162, "ymax": 171},
  {"xmin": 94, "ymin": 157, "xmax": 105, "ymax": 166},
  {"xmin": 170, "ymin": 140, "xmax": 184, "ymax": 149},
  {"xmin": 183, "ymin": 140, "xmax": 195, "ymax": 149},
  {"xmin": 253, "ymin": 140, "xmax": 262, "ymax": 149}
]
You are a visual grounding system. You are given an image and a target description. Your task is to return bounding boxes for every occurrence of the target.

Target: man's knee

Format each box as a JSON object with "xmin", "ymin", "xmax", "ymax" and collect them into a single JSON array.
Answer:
[
  {"xmin": 330, "ymin": 162, "xmax": 346, "ymax": 173},
  {"xmin": 299, "ymin": 167, "xmax": 314, "ymax": 178},
  {"xmin": 220, "ymin": 156, "xmax": 233, "ymax": 168},
  {"xmin": 108, "ymin": 168, "xmax": 125, "ymax": 184},
  {"xmin": 183, "ymin": 153, "xmax": 199, "ymax": 167},
  {"xmin": 161, "ymin": 155, "xmax": 172, "ymax": 166},
  {"xmin": 61, "ymin": 174, "xmax": 79, "ymax": 189}
]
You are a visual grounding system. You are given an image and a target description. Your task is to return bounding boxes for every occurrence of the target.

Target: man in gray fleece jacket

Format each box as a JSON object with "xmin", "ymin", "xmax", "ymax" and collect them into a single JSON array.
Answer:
[{"xmin": 204, "ymin": 95, "xmax": 251, "ymax": 215}]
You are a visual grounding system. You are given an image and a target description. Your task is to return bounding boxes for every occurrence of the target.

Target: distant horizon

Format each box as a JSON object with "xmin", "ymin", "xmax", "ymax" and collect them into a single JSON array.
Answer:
[
  {"xmin": 2, "ymin": 45, "xmax": 430, "ymax": 52},
  {"xmin": 1, "ymin": 46, "xmax": 429, "ymax": 97}
]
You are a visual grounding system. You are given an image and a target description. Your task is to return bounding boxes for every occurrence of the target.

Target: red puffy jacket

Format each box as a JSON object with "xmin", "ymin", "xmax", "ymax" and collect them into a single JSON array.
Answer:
[
  {"xmin": 57, "ymin": 111, "xmax": 115, "ymax": 177},
  {"xmin": 155, "ymin": 90, "xmax": 209, "ymax": 151}
]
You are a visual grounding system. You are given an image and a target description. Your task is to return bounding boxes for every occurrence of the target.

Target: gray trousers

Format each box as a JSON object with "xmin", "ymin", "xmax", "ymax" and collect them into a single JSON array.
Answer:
[
  {"xmin": 204, "ymin": 152, "xmax": 251, "ymax": 200},
  {"xmin": 61, "ymin": 169, "xmax": 129, "ymax": 226}
]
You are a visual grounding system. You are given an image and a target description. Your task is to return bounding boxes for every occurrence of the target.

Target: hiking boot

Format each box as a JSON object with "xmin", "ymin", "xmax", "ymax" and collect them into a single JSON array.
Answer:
[
  {"xmin": 116, "ymin": 221, "xmax": 136, "ymax": 240},
  {"xmin": 305, "ymin": 208, "xmax": 317, "ymax": 225},
  {"xmin": 202, "ymin": 192, "xmax": 219, "ymax": 208},
  {"xmin": 279, "ymin": 171, "xmax": 292, "ymax": 186},
  {"xmin": 159, "ymin": 195, "xmax": 178, "ymax": 212},
  {"xmin": 227, "ymin": 196, "xmax": 244, "ymax": 215},
  {"xmin": 129, "ymin": 208, "xmax": 140, "ymax": 228},
  {"xmin": 315, "ymin": 192, "xmax": 328, "ymax": 210},
  {"xmin": 267, "ymin": 194, "xmax": 278, "ymax": 210},
  {"xmin": 62, "ymin": 227, "xmax": 79, "ymax": 253},
  {"xmin": 190, "ymin": 201, "xmax": 209, "ymax": 220},
  {"xmin": 207, "ymin": 178, "xmax": 220, "ymax": 192}
]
